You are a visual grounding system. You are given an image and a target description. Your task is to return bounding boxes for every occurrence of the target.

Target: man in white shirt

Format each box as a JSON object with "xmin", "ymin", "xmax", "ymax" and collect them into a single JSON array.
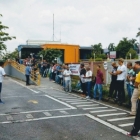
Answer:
[
  {"xmin": 0, "ymin": 63, "xmax": 6, "ymax": 103},
  {"xmin": 84, "ymin": 67, "xmax": 92, "ymax": 99},
  {"xmin": 63, "ymin": 65, "xmax": 72, "ymax": 92},
  {"xmin": 115, "ymin": 58, "xmax": 127, "ymax": 105}
]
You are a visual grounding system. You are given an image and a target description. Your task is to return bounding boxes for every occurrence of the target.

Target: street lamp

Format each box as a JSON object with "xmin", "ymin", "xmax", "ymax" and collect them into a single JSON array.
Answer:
[
  {"xmin": 93, "ymin": 53, "xmax": 95, "ymax": 62},
  {"xmin": 130, "ymin": 53, "xmax": 131, "ymax": 60},
  {"xmin": 40, "ymin": 54, "xmax": 43, "ymax": 61}
]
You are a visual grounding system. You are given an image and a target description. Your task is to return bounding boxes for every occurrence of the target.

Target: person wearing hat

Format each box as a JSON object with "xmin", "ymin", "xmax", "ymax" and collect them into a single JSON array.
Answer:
[{"xmin": 114, "ymin": 58, "xmax": 127, "ymax": 105}]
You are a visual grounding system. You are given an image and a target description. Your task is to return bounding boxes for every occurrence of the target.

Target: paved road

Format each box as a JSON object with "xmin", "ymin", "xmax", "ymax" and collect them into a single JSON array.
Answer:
[{"xmin": 0, "ymin": 77, "xmax": 138, "ymax": 140}]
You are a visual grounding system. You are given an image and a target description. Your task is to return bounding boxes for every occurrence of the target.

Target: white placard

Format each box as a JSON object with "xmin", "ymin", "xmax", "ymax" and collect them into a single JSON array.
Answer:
[
  {"xmin": 110, "ymin": 51, "xmax": 116, "ymax": 58},
  {"xmin": 68, "ymin": 64, "xmax": 80, "ymax": 76}
]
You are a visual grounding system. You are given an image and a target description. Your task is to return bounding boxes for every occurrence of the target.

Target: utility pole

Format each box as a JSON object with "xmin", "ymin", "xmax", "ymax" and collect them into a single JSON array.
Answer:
[{"xmin": 53, "ymin": 14, "xmax": 54, "ymax": 41}]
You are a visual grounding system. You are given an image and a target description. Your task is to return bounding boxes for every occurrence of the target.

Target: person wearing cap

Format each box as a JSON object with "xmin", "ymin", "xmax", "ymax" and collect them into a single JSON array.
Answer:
[
  {"xmin": 115, "ymin": 58, "xmax": 127, "ymax": 105},
  {"xmin": 127, "ymin": 62, "xmax": 140, "ymax": 137},
  {"xmin": 129, "ymin": 61, "xmax": 140, "ymax": 116},
  {"xmin": 80, "ymin": 63, "xmax": 86, "ymax": 97}
]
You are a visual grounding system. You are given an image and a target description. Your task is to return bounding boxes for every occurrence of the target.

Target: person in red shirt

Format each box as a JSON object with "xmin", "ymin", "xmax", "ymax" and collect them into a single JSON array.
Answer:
[{"xmin": 93, "ymin": 65, "xmax": 104, "ymax": 100}]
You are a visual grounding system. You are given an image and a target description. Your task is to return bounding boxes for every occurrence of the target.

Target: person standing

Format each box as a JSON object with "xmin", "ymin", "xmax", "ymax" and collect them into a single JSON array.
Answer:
[
  {"xmin": 25, "ymin": 64, "xmax": 31, "ymax": 86},
  {"xmin": 127, "ymin": 67, "xmax": 140, "ymax": 137},
  {"xmin": 80, "ymin": 63, "xmax": 86, "ymax": 97},
  {"xmin": 126, "ymin": 62, "xmax": 135, "ymax": 107},
  {"xmin": 0, "ymin": 63, "xmax": 6, "ymax": 103},
  {"xmin": 115, "ymin": 58, "xmax": 127, "ymax": 105},
  {"xmin": 93, "ymin": 65, "xmax": 104, "ymax": 100},
  {"xmin": 63, "ymin": 65, "xmax": 72, "ymax": 92},
  {"xmin": 84, "ymin": 67, "xmax": 92, "ymax": 99},
  {"xmin": 129, "ymin": 61, "xmax": 140, "ymax": 116},
  {"xmin": 107, "ymin": 62, "xmax": 118, "ymax": 100}
]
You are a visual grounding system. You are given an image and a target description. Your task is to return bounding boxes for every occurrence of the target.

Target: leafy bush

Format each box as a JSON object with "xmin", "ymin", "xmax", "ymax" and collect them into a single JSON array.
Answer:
[{"xmin": 95, "ymin": 58, "xmax": 103, "ymax": 61}]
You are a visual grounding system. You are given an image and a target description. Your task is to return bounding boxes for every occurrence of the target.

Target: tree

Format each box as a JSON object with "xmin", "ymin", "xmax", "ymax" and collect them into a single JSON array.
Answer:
[
  {"xmin": 38, "ymin": 49, "xmax": 62, "ymax": 63},
  {"xmin": 136, "ymin": 30, "xmax": 140, "ymax": 38},
  {"xmin": 0, "ymin": 14, "xmax": 16, "ymax": 52},
  {"xmin": 129, "ymin": 38, "xmax": 139, "ymax": 53},
  {"xmin": 91, "ymin": 43, "xmax": 103, "ymax": 56},
  {"xmin": 108, "ymin": 43, "xmax": 116, "ymax": 51},
  {"xmin": 116, "ymin": 37, "xmax": 133, "ymax": 58},
  {"xmin": 126, "ymin": 48, "xmax": 137, "ymax": 59}
]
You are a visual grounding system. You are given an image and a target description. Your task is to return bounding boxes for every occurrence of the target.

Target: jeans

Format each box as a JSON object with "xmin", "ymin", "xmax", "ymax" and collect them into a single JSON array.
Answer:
[
  {"xmin": 0, "ymin": 82, "xmax": 2, "ymax": 99},
  {"xmin": 25, "ymin": 75, "xmax": 30, "ymax": 85},
  {"xmin": 80, "ymin": 80, "xmax": 86, "ymax": 94},
  {"xmin": 108, "ymin": 81, "xmax": 117, "ymax": 98},
  {"xmin": 94, "ymin": 84, "xmax": 102, "ymax": 100},
  {"xmin": 65, "ymin": 80, "xmax": 71, "ymax": 92},
  {"xmin": 86, "ymin": 82, "xmax": 91, "ymax": 96},
  {"xmin": 49, "ymin": 72, "xmax": 52, "ymax": 80},
  {"xmin": 126, "ymin": 83, "xmax": 133, "ymax": 99}
]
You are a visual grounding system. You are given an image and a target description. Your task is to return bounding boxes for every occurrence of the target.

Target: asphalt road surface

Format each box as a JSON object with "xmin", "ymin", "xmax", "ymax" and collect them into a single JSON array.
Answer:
[{"xmin": 0, "ymin": 77, "xmax": 138, "ymax": 140}]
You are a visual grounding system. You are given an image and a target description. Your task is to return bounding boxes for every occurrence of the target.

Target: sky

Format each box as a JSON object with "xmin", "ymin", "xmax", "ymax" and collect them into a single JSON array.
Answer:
[{"xmin": 0, "ymin": 0, "xmax": 140, "ymax": 52}]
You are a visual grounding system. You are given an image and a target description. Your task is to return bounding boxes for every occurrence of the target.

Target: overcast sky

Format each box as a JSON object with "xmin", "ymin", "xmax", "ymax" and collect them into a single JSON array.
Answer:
[{"xmin": 1, "ymin": 0, "xmax": 140, "ymax": 52}]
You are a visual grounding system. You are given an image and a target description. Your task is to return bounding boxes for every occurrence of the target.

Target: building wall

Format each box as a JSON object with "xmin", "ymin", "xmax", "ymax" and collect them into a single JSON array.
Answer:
[{"xmin": 42, "ymin": 44, "xmax": 79, "ymax": 63}]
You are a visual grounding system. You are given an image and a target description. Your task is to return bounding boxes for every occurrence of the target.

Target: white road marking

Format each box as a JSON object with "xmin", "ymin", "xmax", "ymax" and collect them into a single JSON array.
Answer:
[
  {"xmin": 9, "ymin": 79, "xmax": 39, "ymax": 93},
  {"xmin": 119, "ymin": 123, "xmax": 133, "ymax": 127},
  {"xmin": 76, "ymin": 104, "xmax": 99, "ymax": 107},
  {"xmin": 6, "ymin": 115, "xmax": 13, "ymax": 121},
  {"xmin": 90, "ymin": 109, "xmax": 117, "ymax": 113},
  {"xmin": 59, "ymin": 98, "xmax": 82, "ymax": 101},
  {"xmin": 66, "ymin": 100, "xmax": 87, "ymax": 103},
  {"xmin": 45, "ymin": 95, "xmax": 76, "ymax": 109},
  {"xmin": 43, "ymin": 112, "xmax": 52, "ymax": 117},
  {"xmin": 3, "ymin": 95, "xmax": 44, "ymax": 98},
  {"xmin": 60, "ymin": 111, "xmax": 69, "ymax": 115},
  {"xmin": 0, "ymin": 108, "xmax": 74, "ymax": 116},
  {"xmin": 98, "ymin": 113, "xmax": 127, "ymax": 117},
  {"xmin": 71, "ymin": 102, "xmax": 93, "ymax": 105},
  {"xmin": 58, "ymin": 97, "xmax": 79, "ymax": 100},
  {"xmin": 26, "ymin": 114, "xmax": 34, "ymax": 119},
  {"xmin": 0, "ymin": 114, "xmax": 85, "ymax": 124},
  {"xmin": 108, "ymin": 116, "xmax": 135, "ymax": 122},
  {"xmin": 83, "ymin": 107, "xmax": 108, "ymax": 110},
  {"xmin": 86, "ymin": 114, "xmax": 128, "ymax": 136}
]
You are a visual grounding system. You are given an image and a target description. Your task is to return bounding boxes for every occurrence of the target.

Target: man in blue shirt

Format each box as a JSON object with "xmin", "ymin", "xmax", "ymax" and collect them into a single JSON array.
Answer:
[{"xmin": 25, "ymin": 64, "xmax": 31, "ymax": 86}]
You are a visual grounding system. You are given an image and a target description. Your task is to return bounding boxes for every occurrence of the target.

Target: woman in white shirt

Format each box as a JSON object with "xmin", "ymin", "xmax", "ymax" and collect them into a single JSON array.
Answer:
[{"xmin": 84, "ymin": 67, "xmax": 92, "ymax": 99}]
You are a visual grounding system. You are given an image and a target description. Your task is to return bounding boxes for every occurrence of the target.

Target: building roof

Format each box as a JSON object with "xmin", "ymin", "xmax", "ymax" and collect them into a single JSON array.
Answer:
[
  {"xmin": 18, "ymin": 45, "xmax": 41, "ymax": 51},
  {"xmin": 80, "ymin": 46, "xmax": 92, "ymax": 50}
]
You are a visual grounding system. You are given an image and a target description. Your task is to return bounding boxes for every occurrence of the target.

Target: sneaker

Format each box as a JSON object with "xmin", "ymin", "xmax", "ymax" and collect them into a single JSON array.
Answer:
[
  {"xmin": 127, "ymin": 133, "xmax": 138, "ymax": 137},
  {"xmin": 86, "ymin": 96, "xmax": 90, "ymax": 99}
]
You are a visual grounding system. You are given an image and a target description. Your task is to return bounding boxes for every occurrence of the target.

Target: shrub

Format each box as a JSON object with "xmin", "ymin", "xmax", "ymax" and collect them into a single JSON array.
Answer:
[{"xmin": 95, "ymin": 58, "xmax": 103, "ymax": 61}]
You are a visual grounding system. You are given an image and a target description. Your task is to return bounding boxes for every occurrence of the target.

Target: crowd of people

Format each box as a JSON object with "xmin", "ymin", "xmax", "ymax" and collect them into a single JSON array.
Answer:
[{"xmin": 16, "ymin": 56, "xmax": 140, "ymax": 137}]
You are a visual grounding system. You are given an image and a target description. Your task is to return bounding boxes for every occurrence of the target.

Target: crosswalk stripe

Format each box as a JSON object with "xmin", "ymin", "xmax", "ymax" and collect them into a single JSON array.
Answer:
[
  {"xmin": 71, "ymin": 102, "xmax": 93, "ymax": 105},
  {"xmin": 119, "ymin": 123, "xmax": 133, "ymax": 127},
  {"xmin": 98, "ymin": 113, "xmax": 127, "ymax": 117},
  {"xmin": 66, "ymin": 100, "xmax": 87, "ymax": 103},
  {"xmin": 77, "ymin": 104, "xmax": 99, "ymax": 107},
  {"xmin": 83, "ymin": 107, "xmax": 108, "ymax": 110},
  {"xmin": 58, "ymin": 97, "xmax": 79, "ymax": 100},
  {"xmin": 43, "ymin": 112, "xmax": 52, "ymax": 117},
  {"xmin": 60, "ymin": 111, "xmax": 69, "ymax": 115},
  {"xmin": 108, "ymin": 116, "xmax": 135, "ymax": 122},
  {"xmin": 60, "ymin": 99, "xmax": 83, "ymax": 101},
  {"xmin": 6, "ymin": 115, "xmax": 13, "ymax": 121},
  {"xmin": 90, "ymin": 109, "xmax": 117, "ymax": 113},
  {"xmin": 26, "ymin": 114, "xmax": 34, "ymax": 119}
]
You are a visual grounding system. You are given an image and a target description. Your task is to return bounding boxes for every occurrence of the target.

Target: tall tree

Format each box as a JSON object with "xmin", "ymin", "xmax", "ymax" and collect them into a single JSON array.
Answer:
[
  {"xmin": 136, "ymin": 30, "xmax": 140, "ymax": 38},
  {"xmin": 108, "ymin": 43, "xmax": 116, "ymax": 51},
  {"xmin": 0, "ymin": 14, "xmax": 16, "ymax": 52},
  {"xmin": 91, "ymin": 43, "xmax": 103, "ymax": 55},
  {"xmin": 38, "ymin": 49, "xmax": 62, "ymax": 63},
  {"xmin": 116, "ymin": 37, "xmax": 133, "ymax": 58}
]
